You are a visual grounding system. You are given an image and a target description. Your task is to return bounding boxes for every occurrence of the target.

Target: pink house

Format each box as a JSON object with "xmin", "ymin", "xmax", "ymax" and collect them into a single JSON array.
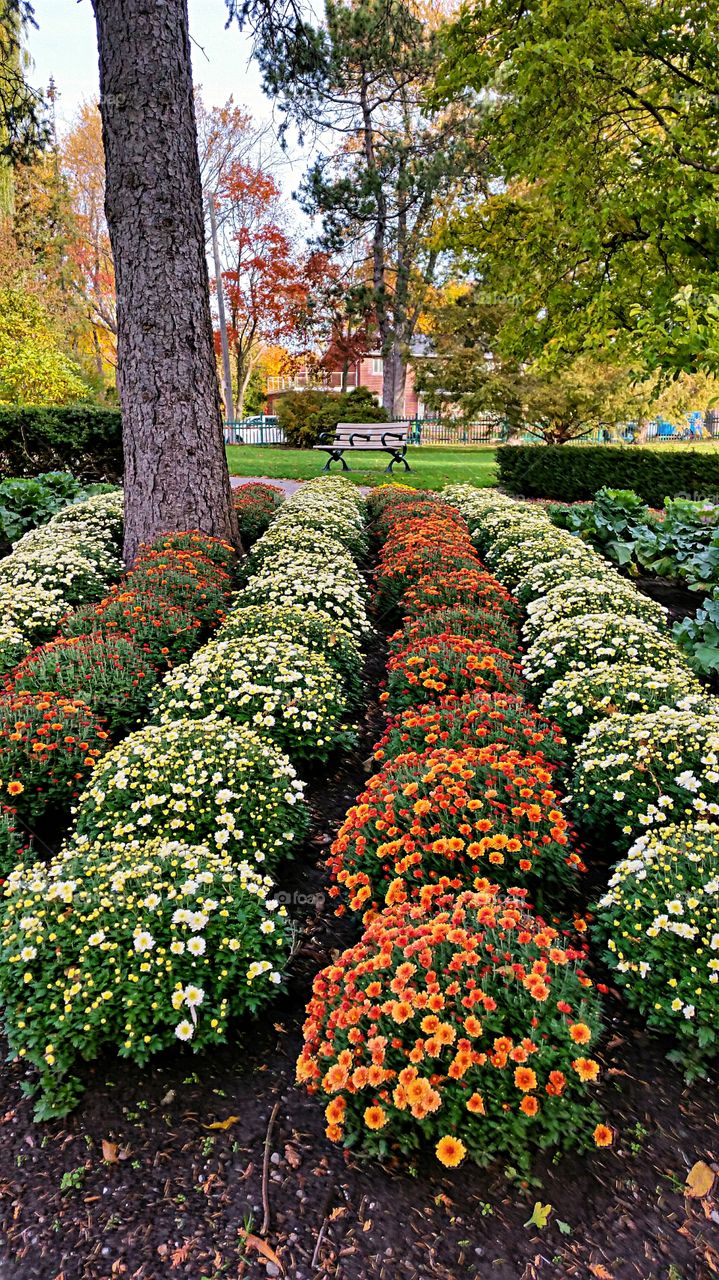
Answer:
[{"xmin": 266, "ymin": 350, "xmax": 424, "ymax": 418}]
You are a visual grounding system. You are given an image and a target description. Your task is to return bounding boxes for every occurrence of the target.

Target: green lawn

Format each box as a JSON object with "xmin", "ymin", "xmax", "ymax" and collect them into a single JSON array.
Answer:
[{"xmin": 225, "ymin": 444, "xmax": 498, "ymax": 490}]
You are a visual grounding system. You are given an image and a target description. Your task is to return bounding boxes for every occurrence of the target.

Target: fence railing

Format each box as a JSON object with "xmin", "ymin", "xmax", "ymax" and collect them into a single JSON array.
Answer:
[{"xmin": 224, "ymin": 416, "xmax": 283, "ymax": 446}]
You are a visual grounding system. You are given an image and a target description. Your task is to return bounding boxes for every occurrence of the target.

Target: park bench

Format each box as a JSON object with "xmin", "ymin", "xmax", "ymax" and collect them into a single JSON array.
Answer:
[{"xmin": 314, "ymin": 422, "xmax": 412, "ymax": 473}]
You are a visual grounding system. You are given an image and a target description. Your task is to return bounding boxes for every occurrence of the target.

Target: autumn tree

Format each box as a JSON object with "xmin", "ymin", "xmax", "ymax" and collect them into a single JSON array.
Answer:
[
  {"xmin": 61, "ymin": 102, "xmax": 116, "ymax": 380},
  {"xmin": 213, "ymin": 159, "xmax": 308, "ymax": 416},
  {"xmin": 262, "ymin": 0, "xmax": 486, "ymax": 415}
]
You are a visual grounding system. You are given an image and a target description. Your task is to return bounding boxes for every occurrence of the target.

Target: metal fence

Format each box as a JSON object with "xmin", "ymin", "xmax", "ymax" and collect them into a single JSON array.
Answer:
[{"xmin": 223, "ymin": 414, "xmax": 507, "ymax": 447}]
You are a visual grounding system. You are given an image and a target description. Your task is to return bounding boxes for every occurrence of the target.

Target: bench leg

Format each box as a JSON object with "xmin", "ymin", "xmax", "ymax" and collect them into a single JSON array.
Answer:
[
  {"xmin": 322, "ymin": 451, "xmax": 350, "ymax": 472},
  {"xmin": 385, "ymin": 450, "xmax": 411, "ymax": 474}
]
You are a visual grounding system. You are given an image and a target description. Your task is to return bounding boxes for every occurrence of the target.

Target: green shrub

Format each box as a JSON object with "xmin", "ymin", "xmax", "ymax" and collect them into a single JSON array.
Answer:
[
  {"xmin": 277, "ymin": 386, "xmax": 387, "ymax": 448},
  {"xmin": 596, "ymin": 821, "xmax": 719, "ymax": 1081},
  {"xmin": 0, "ymin": 406, "xmax": 122, "ymax": 482},
  {"xmin": 498, "ymin": 444, "xmax": 719, "ymax": 506},
  {"xmin": 71, "ymin": 718, "xmax": 307, "ymax": 870},
  {"xmin": 0, "ymin": 837, "xmax": 291, "ymax": 1117}
]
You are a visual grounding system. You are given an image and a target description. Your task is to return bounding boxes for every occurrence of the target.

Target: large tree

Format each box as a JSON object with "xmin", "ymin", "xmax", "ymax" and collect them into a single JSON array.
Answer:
[
  {"xmin": 90, "ymin": 0, "xmax": 237, "ymax": 561},
  {"xmin": 437, "ymin": 0, "xmax": 719, "ymax": 383},
  {"xmin": 259, "ymin": 0, "xmax": 485, "ymax": 416}
]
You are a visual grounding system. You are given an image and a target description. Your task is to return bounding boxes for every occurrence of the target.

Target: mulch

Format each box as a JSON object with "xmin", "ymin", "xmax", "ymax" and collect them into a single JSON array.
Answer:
[{"xmin": 0, "ymin": 622, "xmax": 718, "ymax": 1280}]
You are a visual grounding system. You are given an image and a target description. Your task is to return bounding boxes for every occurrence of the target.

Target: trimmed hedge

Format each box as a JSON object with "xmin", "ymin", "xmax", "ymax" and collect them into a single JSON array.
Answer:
[
  {"xmin": 0, "ymin": 406, "xmax": 122, "ymax": 481},
  {"xmin": 497, "ymin": 445, "xmax": 719, "ymax": 506}
]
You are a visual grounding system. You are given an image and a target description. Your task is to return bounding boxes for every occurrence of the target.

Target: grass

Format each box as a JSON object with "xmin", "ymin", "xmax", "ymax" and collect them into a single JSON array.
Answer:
[{"xmin": 225, "ymin": 444, "xmax": 498, "ymax": 490}]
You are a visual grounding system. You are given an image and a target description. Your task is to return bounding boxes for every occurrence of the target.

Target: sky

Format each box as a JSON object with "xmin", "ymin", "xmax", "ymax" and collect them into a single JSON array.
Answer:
[{"xmin": 25, "ymin": 0, "xmax": 310, "ymax": 196}]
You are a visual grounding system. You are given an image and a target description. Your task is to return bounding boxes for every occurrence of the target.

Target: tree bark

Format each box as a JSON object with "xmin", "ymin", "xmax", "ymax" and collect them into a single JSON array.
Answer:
[
  {"xmin": 383, "ymin": 344, "xmax": 407, "ymax": 418},
  {"xmin": 91, "ymin": 0, "xmax": 238, "ymax": 563}
]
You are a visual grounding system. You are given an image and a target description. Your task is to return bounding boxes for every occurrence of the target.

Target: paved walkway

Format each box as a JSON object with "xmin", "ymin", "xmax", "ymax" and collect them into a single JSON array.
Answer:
[{"xmin": 231, "ymin": 475, "xmax": 371, "ymax": 496}]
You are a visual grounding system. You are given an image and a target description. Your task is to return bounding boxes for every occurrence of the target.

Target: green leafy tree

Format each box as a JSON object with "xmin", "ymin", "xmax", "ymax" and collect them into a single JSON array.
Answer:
[
  {"xmin": 437, "ymin": 0, "xmax": 719, "ymax": 381},
  {"xmin": 0, "ymin": 288, "xmax": 88, "ymax": 404}
]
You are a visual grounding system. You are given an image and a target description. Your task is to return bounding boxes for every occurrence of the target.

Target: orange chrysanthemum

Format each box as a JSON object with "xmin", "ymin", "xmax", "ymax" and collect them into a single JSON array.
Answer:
[{"xmin": 435, "ymin": 1135, "xmax": 467, "ymax": 1168}]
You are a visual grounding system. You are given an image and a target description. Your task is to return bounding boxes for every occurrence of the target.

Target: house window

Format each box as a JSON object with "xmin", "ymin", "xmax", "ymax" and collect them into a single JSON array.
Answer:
[{"xmin": 372, "ymin": 356, "xmax": 383, "ymax": 376}]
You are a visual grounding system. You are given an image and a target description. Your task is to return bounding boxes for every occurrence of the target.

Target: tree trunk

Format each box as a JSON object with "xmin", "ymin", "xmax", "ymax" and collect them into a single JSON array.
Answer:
[
  {"xmin": 382, "ymin": 345, "xmax": 407, "ymax": 418},
  {"xmin": 91, "ymin": 0, "xmax": 238, "ymax": 563}
]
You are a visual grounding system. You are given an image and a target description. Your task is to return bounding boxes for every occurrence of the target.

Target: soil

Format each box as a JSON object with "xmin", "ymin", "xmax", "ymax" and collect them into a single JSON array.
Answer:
[{"xmin": 633, "ymin": 576, "xmax": 704, "ymax": 625}]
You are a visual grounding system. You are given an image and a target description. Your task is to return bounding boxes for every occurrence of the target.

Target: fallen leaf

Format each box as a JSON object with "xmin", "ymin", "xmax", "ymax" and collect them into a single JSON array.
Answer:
[
  {"xmin": 284, "ymin": 1144, "xmax": 301, "ymax": 1169},
  {"xmin": 362, "ymin": 1220, "xmax": 372, "ymax": 1232},
  {"xmin": 204, "ymin": 1115, "xmax": 241, "ymax": 1131},
  {"xmin": 686, "ymin": 1161, "xmax": 716, "ymax": 1199},
  {"xmin": 102, "ymin": 1140, "xmax": 118, "ymax": 1163},
  {"xmin": 589, "ymin": 1265, "xmax": 614, "ymax": 1279},
  {"xmin": 171, "ymin": 1243, "xmax": 190, "ymax": 1267},
  {"xmin": 237, "ymin": 1230, "xmax": 283, "ymax": 1273},
  {"xmin": 524, "ymin": 1202, "xmax": 552, "ymax": 1230}
]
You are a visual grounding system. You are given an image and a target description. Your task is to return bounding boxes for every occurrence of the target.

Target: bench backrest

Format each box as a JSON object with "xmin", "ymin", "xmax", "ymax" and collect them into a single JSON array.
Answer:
[{"xmin": 331, "ymin": 421, "xmax": 409, "ymax": 445}]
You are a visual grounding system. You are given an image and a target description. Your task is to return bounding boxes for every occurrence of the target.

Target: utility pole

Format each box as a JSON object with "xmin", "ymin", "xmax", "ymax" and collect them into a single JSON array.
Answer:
[{"xmin": 207, "ymin": 192, "xmax": 234, "ymax": 423}]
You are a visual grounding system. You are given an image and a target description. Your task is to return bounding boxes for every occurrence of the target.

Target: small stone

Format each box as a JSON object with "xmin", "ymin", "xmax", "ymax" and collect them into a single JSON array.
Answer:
[{"xmin": 270, "ymin": 1152, "xmax": 281, "ymax": 1165}]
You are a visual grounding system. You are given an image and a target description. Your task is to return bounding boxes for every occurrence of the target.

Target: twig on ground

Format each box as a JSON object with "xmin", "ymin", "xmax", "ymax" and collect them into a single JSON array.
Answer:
[{"xmin": 261, "ymin": 1100, "xmax": 281, "ymax": 1236}]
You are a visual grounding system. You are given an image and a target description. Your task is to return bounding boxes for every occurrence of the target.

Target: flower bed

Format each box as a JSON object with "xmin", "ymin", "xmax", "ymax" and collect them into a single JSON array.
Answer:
[
  {"xmin": 390, "ymin": 606, "xmax": 521, "ymax": 659},
  {"xmin": 297, "ymin": 886, "xmax": 605, "ymax": 1172},
  {"xmin": 0, "ymin": 837, "xmax": 291, "ymax": 1118},
  {"xmin": 59, "ymin": 590, "xmax": 202, "ymax": 668},
  {"xmin": 402, "ymin": 568, "xmax": 520, "ymax": 622},
  {"xmin": 522, "ymin": 577, "xmax": 669, "ymax": 644},
  {"xmin": 523, "ymin": 614, "xmax": 687, "ymax": 691}
]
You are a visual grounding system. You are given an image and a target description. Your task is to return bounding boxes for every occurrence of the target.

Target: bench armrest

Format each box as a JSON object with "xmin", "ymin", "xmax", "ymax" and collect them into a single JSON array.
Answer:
[
  {"xmin": 381, "ymin": 430, "xmax": 406, "ymax": 446},
  {"xmin": 317, "ymin": 430, "xmax": 335, "ymax": 443},
  {"xmin": 348, "ymin": 431, "xmax": 372, "ymax": 445}
]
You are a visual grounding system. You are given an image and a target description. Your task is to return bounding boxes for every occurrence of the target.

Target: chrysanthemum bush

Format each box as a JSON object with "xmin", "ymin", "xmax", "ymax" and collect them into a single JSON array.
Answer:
[
  {"xmin": 70, "ymin": 718, "xmax": 307, "ymax": 870},
  {"xmin": 486, "ymin": 532, "xmax": 592, "ymax": 591},
  {"xmin": 374, "ymin": 509, "xmax": 479, "ymax": 613},
  {"xmin": 7, "ymin": 633, "xmax": 158, "ymax": 738},
  {"xmin": 516, "ymin": 557, "xmax": 620, "ymax": 609},
  {"xmin": 142, "ymin": 531, "xmax": 236, "ymax": 571},
  {"xmin": 124, "ymin": 558, "xmax": 232, "ymax": 627},
  {"xmin": 243, "ymin": 526, "xmax": 359, "ymax": 581},
  {"xmin": 272, "ymin": 502, "xmax": 368, "ymax": 559},
  {"xmin": 0, "ymin": 544, "xmax": 113, "ymax": 608},
  {"xmin": 13, "ymin": 525, "xmax": 123, "ymax": 583},
  {"xmin": 131, "ymin": 547, "xmax": 232, "ymax": 591},
  {"xmin": 0, "ymin": 690, "xmax": 109, "ymax": 832},
  {"xmin": 467, "ymin": 508, "xmax": 553, "ymax": 559},
  {"xmin": 232, "ymin": 482, "xmax": 285, "ymax": 547},
  {"xmin": 540, "ymin": 662, "xmax": 707, "ymax": 741},
  {"xmin": 328, "ymin": 745, "xmax": 583, "ymax": 919},
  {"xmin": 46, "ymin": 490, "xmax": 124, "ymax": 546},
  {"xmin": 242, "ymin": 565, "xmax": 372, "ymax": 636},
  {"xmin": 297, "ymin": 885, "xmax": 606, "ymax": 1171},
  {"xmin": 0, "ymin": 584, "xmax": 68, "ymax": 646},
  {"xmin": 153, "ymin": 635, "xmax": 352, "ymax": 763},
  {"xmin": 596, "ymin": 821, "xmax": 719, "ymax": 1080},
  {"xmin": 572, "ymin": 707, "xmax": 719, "ymax": 841},
  {"xmin": 59, "ymin": 590, "xmax": 202, "ymax": 668},
  {"xmin": 402, "ymin": 569, "xmax": 520, "ymax": 623},
  {"xmin": 0, "ymin": 622, "xmax": 30, "ymax": 676},
  {"xmin": 372, "ymin": 691, "xmax": 568, "ymax": 772},
  {"xmin": 390, "ymin": 607, "xmax": 520, "ymax": 661},
  {"xmin": 383, "ymin": 634, "xmax": 525, "ymax": 711},
  {"xmin": 0, "ymin": 837, "xmax": 292, "ymax": 1118},
  {"xmin": 523, "ymin": 614, "xmax": 685, "ymax": 691},
  {"xmin": 523, "ymin": 578, "xmax": 669, "ymax": 645},
  {"xmin": 218, "ymin": 604, "xmax": 363, "ymax": 708}
]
